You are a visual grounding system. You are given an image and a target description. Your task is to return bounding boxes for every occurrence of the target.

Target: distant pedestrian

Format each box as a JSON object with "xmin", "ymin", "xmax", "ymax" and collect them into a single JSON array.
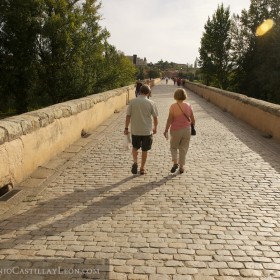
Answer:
[
  {"xmin": 163, "ymin": 88, "xmax": 195, "ymax": 174},
  {"xmin": 177, "ymin": 78, "xmax": 181, "ymax": 86},
  {"xmin": 144, "ymin": 80, "xmax": 152, "ymax": 99},
  {"xmin": 135, "ymin": 79, "xmax": 142, "ymax": 97},
  {"xmin": 124, "ymin": 85, "xmax": 158, "ymax": 175},
  {"xmin": 166, "ymin": 77, "xmax": 168, "ymax": 84},
  {"xmin": 145, "ymin": 81, "xmax": 152, "ymax": 99}
]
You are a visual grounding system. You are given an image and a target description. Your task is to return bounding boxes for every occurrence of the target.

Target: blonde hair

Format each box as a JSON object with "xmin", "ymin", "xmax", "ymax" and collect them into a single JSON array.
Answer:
[{"xmin": 174, "ymin": 88, "xmax": 187, "ymax": 100}]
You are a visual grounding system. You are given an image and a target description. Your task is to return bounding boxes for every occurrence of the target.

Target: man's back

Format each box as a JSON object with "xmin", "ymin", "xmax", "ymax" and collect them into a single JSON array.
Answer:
[{"xmin": 127, "ymin": 95, "xmax": 157, "ymax": 136}]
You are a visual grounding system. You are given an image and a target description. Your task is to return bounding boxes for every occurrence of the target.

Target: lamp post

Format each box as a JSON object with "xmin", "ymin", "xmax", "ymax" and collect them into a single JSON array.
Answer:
[{"xmin": 206, "ymin": 53, "xmax": 212, "ymax": 86}]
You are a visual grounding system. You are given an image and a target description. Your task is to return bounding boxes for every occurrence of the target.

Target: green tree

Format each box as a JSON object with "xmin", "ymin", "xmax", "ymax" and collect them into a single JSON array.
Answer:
[
  {"xmin": 37, "ymin": 0, "xmax": 108, "ymax": 103},
  {"xmin": 77, "ymin": 0, "xmax": 111, "ymax": 94},
  {"xmin": 230, "ymin": 0, "xmax": 280, "ymax": 104},
  {"xmin": 136, "ymin": 67, "xmax": 145, "ymax": 80},
  {"xmin": 94, "ymin": 44, "xmax": 136, "ymax": 92},
  {"xmin": 0, "ymin": 0, "xmax": 147, "ymax": 114},
  {"xmin": 194, "ymin": 58, "xmax": 198, "ymax": 68},
  {"xmin": 199, "ymin": 4, "xmax": 232, "ymax": 89},
  {"xmin": 227, "ymin": 10, "xmax": 251, "ymax": 92},
  {"xmin": 116, "ymin": 53, "xmax": 137, "ymax": 86},
  {"xmin": 0, "ymin": 0, "xmax": 43, "ymax": 113}
]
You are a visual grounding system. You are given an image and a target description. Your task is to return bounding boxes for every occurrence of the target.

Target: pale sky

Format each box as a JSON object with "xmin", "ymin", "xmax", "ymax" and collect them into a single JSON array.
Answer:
[{"xmin": 99, "ymin": 0, "xmax": 251, "ymax": 65}]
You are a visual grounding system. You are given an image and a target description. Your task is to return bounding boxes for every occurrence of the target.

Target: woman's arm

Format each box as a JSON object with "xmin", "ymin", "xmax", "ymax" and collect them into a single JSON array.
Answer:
[
  {"xmin": 163, "ymin": 110, "xmax": 173, "ymax": 138},
  {"xmin": 190, "ymin": 111, "xmax": 195, "ymax": 125}
]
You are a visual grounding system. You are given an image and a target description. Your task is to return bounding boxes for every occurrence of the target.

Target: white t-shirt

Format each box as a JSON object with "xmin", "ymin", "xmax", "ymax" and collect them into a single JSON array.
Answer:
[{"xmin": 126, "ymin": 95, "xmax": 158, "ymax": 136}]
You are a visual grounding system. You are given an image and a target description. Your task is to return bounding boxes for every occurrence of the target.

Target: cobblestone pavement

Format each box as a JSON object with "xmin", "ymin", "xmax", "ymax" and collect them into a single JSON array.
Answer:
[{"xmin": 0, "ymin": 80, "xmax": 280, "ymax": 280}]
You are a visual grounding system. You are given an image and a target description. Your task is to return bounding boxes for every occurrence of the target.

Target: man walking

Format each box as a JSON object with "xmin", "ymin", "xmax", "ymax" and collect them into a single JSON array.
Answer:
[
  {"xmin": 124, "ymin": 85, "xmax": 158, "ymax": 175},
  {"xmin": 134, "ymin": 79, "xmax": 142, "ymax": 97}
]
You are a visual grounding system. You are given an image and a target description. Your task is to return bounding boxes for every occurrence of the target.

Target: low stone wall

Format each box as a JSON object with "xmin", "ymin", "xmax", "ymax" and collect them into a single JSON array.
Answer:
[
  {"xmin": 185, "ymin": 81, "xmax": 280, "ymax": 142},
  {"xmin": 0, "ymin": 86, "xmax": 136, "ymax": 189}
]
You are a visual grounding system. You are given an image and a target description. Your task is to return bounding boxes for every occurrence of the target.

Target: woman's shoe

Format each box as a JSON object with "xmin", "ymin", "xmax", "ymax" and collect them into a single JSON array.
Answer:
[
  {"xmin": 179, "ymin": 168, "xmax": 184, "ymax": 174},
  {"xmin": 170, "ymin": 164, "xmax": 178, "ymax": 173}
]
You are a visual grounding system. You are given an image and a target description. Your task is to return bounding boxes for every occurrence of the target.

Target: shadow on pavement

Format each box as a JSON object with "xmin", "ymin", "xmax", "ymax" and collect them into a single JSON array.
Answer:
[{"xmin": 0, "ymin": 175, "xmax": 172, "ymax": 250}]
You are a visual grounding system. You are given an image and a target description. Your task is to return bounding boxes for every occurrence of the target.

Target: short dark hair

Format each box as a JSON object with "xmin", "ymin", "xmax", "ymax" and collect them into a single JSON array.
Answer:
[{"xmin": 140, "ymin": 85, "xmax": 151, "ymax": 95}]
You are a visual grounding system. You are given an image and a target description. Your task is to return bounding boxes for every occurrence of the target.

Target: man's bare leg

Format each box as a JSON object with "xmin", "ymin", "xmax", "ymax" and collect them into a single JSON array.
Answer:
[
  {"xmin": 140, "ymin": 151, "xmax": 147, "ymax": 170},
  {"xmin": 131, "ymin": 148, "xmax": 139, "ymax": 174},
  {"xmin": 132, "ymin": 148, "xmax": 138, "ymax": 164}
]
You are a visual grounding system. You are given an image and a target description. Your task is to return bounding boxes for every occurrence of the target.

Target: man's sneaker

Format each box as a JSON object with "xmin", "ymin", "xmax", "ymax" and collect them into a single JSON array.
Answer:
[{"xmin": 131, "ymin": 163, "xmax": 138, "ymax": 174}]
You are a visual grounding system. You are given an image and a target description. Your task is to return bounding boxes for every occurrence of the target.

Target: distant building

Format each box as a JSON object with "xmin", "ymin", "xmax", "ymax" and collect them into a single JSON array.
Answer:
[{"xmin": 126, "ymin": 54, "xmax": 147, "ymax": 66}]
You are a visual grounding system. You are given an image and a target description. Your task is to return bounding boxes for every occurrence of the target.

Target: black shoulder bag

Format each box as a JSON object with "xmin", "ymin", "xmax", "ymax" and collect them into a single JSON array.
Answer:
[{"xmin": 177, "ymin": 103, "xmax": 196, "ymax": 136}]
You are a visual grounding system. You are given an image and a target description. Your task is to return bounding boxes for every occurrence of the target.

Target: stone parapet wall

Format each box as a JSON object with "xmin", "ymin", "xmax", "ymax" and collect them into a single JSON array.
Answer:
[
  {"xmin": 0, "ymin": 85, "xmax": 137, "ymax": 189},
  {"xmin": 184, "ymin": 81, "xmax": 280, "ymax": 142}
]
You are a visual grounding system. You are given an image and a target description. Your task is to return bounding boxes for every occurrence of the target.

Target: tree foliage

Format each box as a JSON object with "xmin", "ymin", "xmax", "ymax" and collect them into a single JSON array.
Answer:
[
  {"xmin": 0, "ymin": 0, "xmax": 136, "ymax": 114},
  {"xmin": 198, "ymin": 4, "xmax": 231, "ymax": 89},
  {"xmin": 0, "ymin": 0, "xmax": 43, "ymax": 113},
  {"xmin": 231, "ymin": 0, "xmax": 280, "ymax": 104},
  {"xmin": 94, "ymin": 44, "xmax": 136, "ymax": 92},
  {"xmin": 198, "ymin": 0, "xmax": 280, "ymax": 104}
]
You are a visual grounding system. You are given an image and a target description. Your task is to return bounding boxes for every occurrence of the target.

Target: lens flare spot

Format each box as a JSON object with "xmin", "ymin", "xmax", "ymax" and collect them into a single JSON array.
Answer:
[{"xmin": 256, "ymin": 19, "xmax": 275, "ymax": 36}]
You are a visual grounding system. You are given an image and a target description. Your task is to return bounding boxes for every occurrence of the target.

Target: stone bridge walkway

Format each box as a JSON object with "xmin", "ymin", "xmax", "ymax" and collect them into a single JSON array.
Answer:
[{"xmin": 0, "ymin": 80, "xmax": 280, "ymax": 280}]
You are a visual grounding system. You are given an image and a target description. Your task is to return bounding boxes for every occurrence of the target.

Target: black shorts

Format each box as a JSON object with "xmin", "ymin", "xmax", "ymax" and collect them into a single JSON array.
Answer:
[{"xmin": 131, "ymin": 135, "xmax": 153, "ymax": 151}]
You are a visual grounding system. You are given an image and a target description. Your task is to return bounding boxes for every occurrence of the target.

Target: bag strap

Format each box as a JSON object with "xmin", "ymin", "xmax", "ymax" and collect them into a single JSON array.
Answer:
[{"xmin": 177, "ymin": 103, "xmax": 191, "ymax": 122}]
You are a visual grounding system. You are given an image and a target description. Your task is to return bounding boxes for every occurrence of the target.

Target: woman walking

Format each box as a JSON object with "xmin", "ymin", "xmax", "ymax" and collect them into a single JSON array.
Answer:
[{"xmin": 163, "ymin": 88, "xmax": 195, "ymax": 174}]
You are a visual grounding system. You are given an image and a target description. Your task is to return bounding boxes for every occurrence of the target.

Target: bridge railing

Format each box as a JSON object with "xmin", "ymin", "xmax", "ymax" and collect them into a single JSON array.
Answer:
[
  {"xmin": 0, "ymin": 78, "xmax": 160, "ymax": 194},
  {"xmin": 0, "ymin": 86, "xmax": 134, "ymax": 190},
  {"xmin": 184, "ymin": 81, "xmax": 280, "ymax": 143}
]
